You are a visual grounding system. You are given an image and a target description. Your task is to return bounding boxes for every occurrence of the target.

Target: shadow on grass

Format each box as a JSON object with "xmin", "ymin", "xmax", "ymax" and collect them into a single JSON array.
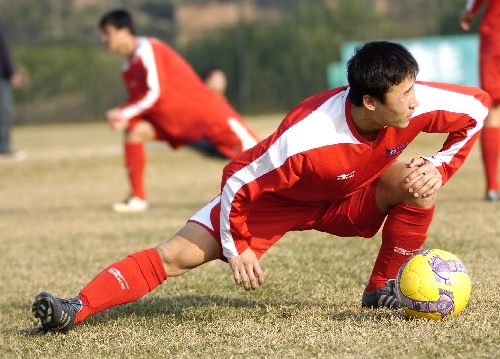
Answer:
[{"xmin": 20, "ymin": 294, "xmax": 405, "ymax": 336}]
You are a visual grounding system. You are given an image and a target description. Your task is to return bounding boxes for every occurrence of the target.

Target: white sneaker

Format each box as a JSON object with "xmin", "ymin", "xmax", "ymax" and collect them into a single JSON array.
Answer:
[
  {"xmin": 0, "ymin": 150, "xmax": 27, "ymax": 161},
  {"xmin": 112, "ymin": 196, "xmax": 149, "ymax": 213}
]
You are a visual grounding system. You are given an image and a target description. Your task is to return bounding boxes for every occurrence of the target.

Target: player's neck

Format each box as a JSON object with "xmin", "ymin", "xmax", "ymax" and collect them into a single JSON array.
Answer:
[
  {"xmin": 121, "ymin": 35, "xmax": 137, "ymax": 59},
  {"xmin": 350, "ymin": 104, "xmax": 381, "ymax": 142}
]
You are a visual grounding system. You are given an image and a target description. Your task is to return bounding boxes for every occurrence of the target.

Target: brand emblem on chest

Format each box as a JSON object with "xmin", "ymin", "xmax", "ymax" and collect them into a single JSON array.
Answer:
[
  {"xmin": 337, "ymin": 171, "xmax": 355, "ymax": 180},
  {"xmin": 386, "ymin": 142, "xmax": 409, "ymax": 157}
]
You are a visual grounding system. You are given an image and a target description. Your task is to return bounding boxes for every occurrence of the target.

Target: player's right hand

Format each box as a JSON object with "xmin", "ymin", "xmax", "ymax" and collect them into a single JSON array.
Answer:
[
  {"xmin": 105, "ymin": 108, "xmax": 128, "ymax": 130},
  {"xmin": 227, "ymin": 247, "xmax": 264, "ymax": 291}
]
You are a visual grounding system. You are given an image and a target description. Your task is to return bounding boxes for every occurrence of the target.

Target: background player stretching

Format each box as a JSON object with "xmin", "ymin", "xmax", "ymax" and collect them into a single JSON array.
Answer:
[
  {"xmin": 460, "ymin": 0, "xmax": 500, "ymax": 200},
  {"xmin": 100, "ymin": 9, "xmax": 259, "ymax": 212}
]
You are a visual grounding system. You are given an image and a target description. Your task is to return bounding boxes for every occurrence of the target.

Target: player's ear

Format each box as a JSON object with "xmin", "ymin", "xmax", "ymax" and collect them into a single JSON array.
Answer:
[{"xmin": 362, "ymin": 95, "xmax": 376, "ymax": 111}]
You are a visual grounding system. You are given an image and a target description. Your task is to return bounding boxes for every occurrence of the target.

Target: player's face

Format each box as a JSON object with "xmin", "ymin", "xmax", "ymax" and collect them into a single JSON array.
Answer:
[
  {"xmin": 375, "ymin": 76, "xmax": 419, "ymax": 129},
  {"xmin": 100, "ymin": 24, "xmax": 128, "ymax": 53}
]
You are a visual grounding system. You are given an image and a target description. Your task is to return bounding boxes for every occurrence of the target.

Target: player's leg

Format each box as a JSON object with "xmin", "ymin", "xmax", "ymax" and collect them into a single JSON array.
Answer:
[
  {"xmin": 480, "ymin": 105, "xmax": 500, "ymax": 200},
  {"xmin": 478, "ymin": 45, "xmax": 500, "ymax": 200},
  {"xmin": 113, "ymin": 120, "xmax": 156, "ymax": 212},
  {"xmin": 32, "ymin": 222, "xmax": 220, "ymax": 334},
  {"xmin": 0, "ymin": 79, "xmax": 12, "ymax": 154},
  {"xmin": 207, "ymin": 117, "xmax": 260, "ymax": 159},
  {"xmin": 363, "ymin": 161, "xmax": 436, "ymax": 308}
]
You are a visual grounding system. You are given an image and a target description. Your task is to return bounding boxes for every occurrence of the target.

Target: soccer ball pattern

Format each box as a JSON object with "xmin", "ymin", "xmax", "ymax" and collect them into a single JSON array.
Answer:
[{"xmin": 395, "ymin": 249, "xmax": 471, "ymax": 320}]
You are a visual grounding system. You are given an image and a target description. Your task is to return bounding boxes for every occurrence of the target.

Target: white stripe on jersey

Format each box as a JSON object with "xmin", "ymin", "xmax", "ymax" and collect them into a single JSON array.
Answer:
[
  {"xmin": 227, "ymin": 117, "xmax": 258, "ymax": 151},
  {"xmin": 413, "ymin": 84, "xmax": 488, "ymax": 167},
  {"xmin": 220, "ymin": 89, "xmax": 360, "ymax": 258},
  {"xmin": 121, "ymin": 37, "xmax": 161, "ymax": 120},
  {"xmin": 465, "ymin": 0, "xmax": 476, "ymax": 12}
]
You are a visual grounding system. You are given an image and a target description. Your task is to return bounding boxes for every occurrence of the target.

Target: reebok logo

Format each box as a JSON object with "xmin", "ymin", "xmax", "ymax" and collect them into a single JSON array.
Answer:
[
  {"xmin": 108, "ymin": 268, "xmax": 130, "ymax": 290},
  {"xmin": 337, "ymin": 171, "xmax": 355, "ymax": 180},
  {"xmin": 393, "ymin": 247, "xmax": 419, "ymax": 256}
]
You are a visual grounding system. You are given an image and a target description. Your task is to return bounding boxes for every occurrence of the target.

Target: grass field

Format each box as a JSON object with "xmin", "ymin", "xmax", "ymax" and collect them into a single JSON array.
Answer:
[{"xmin": 1, "ymin": 116, "xmax": 499, "ymax": 358}]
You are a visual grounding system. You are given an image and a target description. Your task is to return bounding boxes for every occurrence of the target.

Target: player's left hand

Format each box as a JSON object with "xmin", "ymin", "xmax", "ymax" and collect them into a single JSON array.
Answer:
[
  {"xmin": 459, "ymin": 10, "xmax": 474, "ymax": 31},
  {"xmin": 227, "ymin": 247, "xmax": 264, "ymax": 291},
  {"xmin": 105, "ymin": 108, "xmax": 128, "ymax": 130},
  {"xmin": 405, "ymin": 157, "xmax": 443, "ymax": 198}
]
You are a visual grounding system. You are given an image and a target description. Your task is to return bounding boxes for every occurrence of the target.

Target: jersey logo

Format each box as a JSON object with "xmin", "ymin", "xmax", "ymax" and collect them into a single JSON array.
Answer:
[
  {"xmin": 386, "ymin": 142, "xmax": 409, "ymax": 157},
  {"xmin": 337, "ymin": 171, "xmax": 355, "ymax": 180}
]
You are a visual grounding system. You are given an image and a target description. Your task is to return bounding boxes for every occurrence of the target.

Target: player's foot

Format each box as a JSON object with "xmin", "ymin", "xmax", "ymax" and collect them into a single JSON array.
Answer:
[
  {"xmin": 112, "ymin": 196, "xmax": 149, "ymax": 213},
  {"xmin": 484, "ymin": 190, "xmax": 499, "ymax": 201},
  {"xmin": 361, "ymin": 279, "xmax": 401, "ymax": 310},
  {"xmin": 32, "ymin": 292, "xmax": 82, "ymax": 334},
  {"xmin": 0, "ymin": 150, "xmax": 27, "ymax": 161}
]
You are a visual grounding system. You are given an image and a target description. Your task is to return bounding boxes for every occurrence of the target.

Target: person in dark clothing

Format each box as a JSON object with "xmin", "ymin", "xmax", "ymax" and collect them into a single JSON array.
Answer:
[{"xmin": 0, "ymin": 22, "xmax": 25, "ymax": 160}]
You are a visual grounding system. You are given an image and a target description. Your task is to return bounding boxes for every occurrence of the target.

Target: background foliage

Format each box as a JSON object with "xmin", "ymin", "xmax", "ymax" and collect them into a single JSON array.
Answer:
[{"xmin": 0, "ymin": 0, "xmax": 482, "ymax": 123}]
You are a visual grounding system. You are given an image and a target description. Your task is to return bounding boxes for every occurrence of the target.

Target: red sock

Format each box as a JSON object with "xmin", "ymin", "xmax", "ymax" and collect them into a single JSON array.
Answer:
[
  {"xmin": 125, "ymin": 143, "xmax": 146, "ymax": 199},
  {"xmin": 366, "ymin": 204, "xmax": 435, "ymax": 291},
  {"xmin": 480, "ymin": 127, "xmax": 500, "ymax": 191},
  {"xmin": 74, "ymin": 248, "xmax": 167, "ymax": 324}
]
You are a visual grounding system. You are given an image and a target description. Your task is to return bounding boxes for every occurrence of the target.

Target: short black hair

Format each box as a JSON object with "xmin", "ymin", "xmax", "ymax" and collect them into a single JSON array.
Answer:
[
  {"xmin": 99, "ymin": 9, "xmax": 135, "ymax": 35},
  {"xmin": 347, "ymin": 41, "xmax": 419, "ymax": 107}
]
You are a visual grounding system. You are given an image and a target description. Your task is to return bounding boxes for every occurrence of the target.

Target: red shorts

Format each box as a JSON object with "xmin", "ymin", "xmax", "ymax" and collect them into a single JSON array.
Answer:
[
  {"xmin": 127, "ymin": 115, "xmax": 258, "ymax": 158},
  {"xmin": 189, "ymin": 180, "xmax": 386, "ymax": 260}
]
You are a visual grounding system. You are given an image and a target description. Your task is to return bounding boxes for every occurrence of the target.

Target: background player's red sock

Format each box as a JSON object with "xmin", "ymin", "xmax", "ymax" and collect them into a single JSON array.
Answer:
[
  {"xmin": 74, "ymin": 248, "xmax": 167, "ymax": 324},
  {"xmin": 480, "ymin": 127, "xmax": 500, "ymax": 191},
  {"xmin": 366, "ymin": 204, "xmax": 435, "ymax": 292},
  {"xmin": 125, "ymin": 142, "xmax": 146, "ymax": 199}
]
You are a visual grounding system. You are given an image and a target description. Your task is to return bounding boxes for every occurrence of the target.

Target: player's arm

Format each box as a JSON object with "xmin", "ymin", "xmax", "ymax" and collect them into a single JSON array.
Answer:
[
  {"xmin": 115, "ymin": 39, "xmax": 161, "ymax": 127},
  {"xmin": 222, "ymin": 149, "xmax": 312, "ymax": 291},
  {"xmin": 407, "ymin": 85, "xmax": 490, "ymax": 197},
  {"xmin": 460, "ymin": 0, "xmax": 486, "ymax": 31}
]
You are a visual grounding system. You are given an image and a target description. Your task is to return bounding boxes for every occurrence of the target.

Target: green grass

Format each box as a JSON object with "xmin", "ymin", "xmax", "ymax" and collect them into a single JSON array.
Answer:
[{"xmin": 0, "ymin": 117, "xmax": 499, "ymax": 358}]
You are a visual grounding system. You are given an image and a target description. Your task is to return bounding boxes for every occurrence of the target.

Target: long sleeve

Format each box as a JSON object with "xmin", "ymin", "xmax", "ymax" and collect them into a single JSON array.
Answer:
[
  {"xmin": 416, "ymin": 82, "xmax": 490, "ymax": 184},
  {"xmin": 120, "ymin": 38, "xmax": 161, "ymax": 120}
]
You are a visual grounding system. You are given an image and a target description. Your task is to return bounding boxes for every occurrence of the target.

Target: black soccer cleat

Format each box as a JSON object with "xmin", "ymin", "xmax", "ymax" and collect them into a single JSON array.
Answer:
[
  {"xmin": 32, "ymin": 292, "xmax": 81, "ymax": 334},
  {"xmin": 361, "ymin": 279, "xmax": 401, "ymax": 310}
]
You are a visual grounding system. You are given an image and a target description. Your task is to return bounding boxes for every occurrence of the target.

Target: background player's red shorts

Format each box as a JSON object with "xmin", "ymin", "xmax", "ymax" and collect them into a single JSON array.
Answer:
[
  {"xmin": 127, "ymin": 115, "xmax": 258, "ymax": 158},
  {"xmin": 189, "ymin": 180, "xmax": 386, "ymax": 260}
]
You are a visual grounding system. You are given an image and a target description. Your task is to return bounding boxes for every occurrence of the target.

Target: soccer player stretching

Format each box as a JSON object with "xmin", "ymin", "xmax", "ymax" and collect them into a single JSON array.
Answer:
[
  {"xmin": 32, "ymin": 41, "xmax": 489, "ymax": 334},
  {"xmin": 99, "ymin": 10, "xmax": 259, "ymax": 212}
]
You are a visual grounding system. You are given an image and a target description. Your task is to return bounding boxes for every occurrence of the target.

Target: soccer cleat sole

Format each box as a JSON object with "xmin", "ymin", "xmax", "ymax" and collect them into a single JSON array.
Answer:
[
  {"xmin": 32, "ymin": 293, "xmax": 55, "ymax": 324},
  {"xmin": 32, "ymin": 292, "xmax": 74, "ymax": 333}
]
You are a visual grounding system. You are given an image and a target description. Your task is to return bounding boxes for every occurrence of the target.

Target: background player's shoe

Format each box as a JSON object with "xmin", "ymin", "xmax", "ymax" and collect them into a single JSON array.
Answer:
[
  {"xmin": 112, "ymin": 196, "xmax": 148, "ymax": 213},
  {"xmin": 0, "ymin": 150, "xmax": 27, "ymax": 161},
  {"xmin": 485, "ymin": 190, "xmax": 499, "ymax": 201},
  {"xmin": 361, "ymin": 279, "xmax": 401, "ymax": 310},
  {"xmin": 32, "ymin": 292, "xmax": 81, "ymax": 334}
]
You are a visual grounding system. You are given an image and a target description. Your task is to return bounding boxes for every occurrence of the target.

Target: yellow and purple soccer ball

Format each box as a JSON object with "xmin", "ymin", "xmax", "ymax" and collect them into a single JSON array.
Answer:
[{"xmin": 395, "ymin": 249, "xmax": 471, "ymax": 320}]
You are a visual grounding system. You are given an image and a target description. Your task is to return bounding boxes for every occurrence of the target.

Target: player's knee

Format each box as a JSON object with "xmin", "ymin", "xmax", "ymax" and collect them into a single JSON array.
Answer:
[
  {"xmin": 155, "ymin": 239, "xmax": 185, "ymax": 275},
  {"xmin": 377, "ymin": 162, "xmax": 435, "ymax": 210},
  {"xmin": 404, "ymin": 189, "xmax": 437, "ymax": 208},
  {"xmin": 125, "ymin": 121, "xmax": 154, "ymax": 142}
]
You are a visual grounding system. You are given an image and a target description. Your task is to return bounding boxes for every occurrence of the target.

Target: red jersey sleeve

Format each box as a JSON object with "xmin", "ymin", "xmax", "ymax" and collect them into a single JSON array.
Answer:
[
  {"xmin": 120, "ymin": 37, "xmax": 161, "ymax": 120},
  {"xmin": 415, "ymin": 82, "xmax": 490, "ymax": 184}
]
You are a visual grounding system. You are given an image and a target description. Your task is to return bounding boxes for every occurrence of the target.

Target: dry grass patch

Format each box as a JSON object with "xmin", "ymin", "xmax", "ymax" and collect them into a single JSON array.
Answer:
[{"xmin": 1, "ymin": 118, "xmax": 498, "ymax": 358}]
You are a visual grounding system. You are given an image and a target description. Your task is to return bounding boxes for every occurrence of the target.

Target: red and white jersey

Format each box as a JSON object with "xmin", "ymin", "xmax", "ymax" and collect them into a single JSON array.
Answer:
[
  {"xmin": 465, "ymin": 0, "xmax": 500, "ymax": 39},
  {"xmin": 218, "ymin": 82, "xmax": 490, "ymax": 258},
  {"xmin": 119, "ymin": 37, "xmax": 255, "ymax": 149}
]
